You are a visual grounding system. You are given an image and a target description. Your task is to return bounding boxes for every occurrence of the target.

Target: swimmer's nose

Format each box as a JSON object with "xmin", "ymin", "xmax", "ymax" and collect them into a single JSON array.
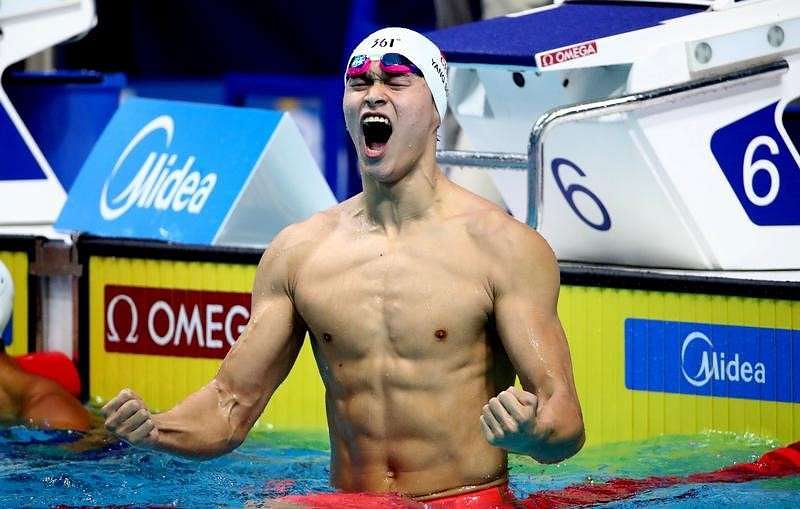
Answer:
[
  {"xmin": 365, "ymin": 88, "xmax": 387, "ymax": 109},
  {"xmin": 365, "ymin": 97, "xmax": 387, "ymax": 109}
]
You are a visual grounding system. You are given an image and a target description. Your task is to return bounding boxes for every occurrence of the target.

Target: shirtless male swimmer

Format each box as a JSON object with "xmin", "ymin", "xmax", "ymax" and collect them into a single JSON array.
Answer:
[{"xmin": 102, "ymin": 27, "xmax": 585, "ymax": 505}]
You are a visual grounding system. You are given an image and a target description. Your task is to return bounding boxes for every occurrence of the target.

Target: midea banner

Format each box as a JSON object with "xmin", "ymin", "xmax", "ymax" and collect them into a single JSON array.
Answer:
[
  {"xmin": 56, "ymin": 98, "xmax": 336, "ymax": 246},
  {"xmin": 625, "ymin": 318, "xmax": 799, "ymax": 403}
]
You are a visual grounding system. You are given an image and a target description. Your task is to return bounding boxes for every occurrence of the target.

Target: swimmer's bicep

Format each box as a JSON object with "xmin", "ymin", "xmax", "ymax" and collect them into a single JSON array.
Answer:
[
  {"xmin": 215, "ymin": 231, "xmax": 306, "ymax": 399},
  {"xmin": 492, "ymin": 230, "xmax": 572, "ymax": 394},
  {"xmin": 494, "ymin": 292, "xmax": 569, "ymax": 392},
  {"xmin": 217, "ymin": 290, "xmax": 305, "ymax": 397}
]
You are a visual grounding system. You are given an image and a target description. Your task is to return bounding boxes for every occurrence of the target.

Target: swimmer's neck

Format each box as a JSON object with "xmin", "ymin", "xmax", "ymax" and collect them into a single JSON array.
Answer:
[{"xmin": 360, "ymin": 155, "xmax": 448, "ymax": 234}]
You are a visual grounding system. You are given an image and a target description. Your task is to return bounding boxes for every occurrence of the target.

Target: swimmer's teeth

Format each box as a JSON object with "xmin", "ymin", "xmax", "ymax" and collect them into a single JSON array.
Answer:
[{"xmin": 362, "ymin": 116, "xmax": 391, "ymax": 127}]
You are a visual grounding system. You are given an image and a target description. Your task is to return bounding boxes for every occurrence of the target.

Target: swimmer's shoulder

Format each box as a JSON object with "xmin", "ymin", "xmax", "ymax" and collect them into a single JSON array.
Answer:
[
  {"xmin": 19, "ymin": 373, "xmax": 92, "ymax": 431},
  {"xmin": 272, "ymin": 195, "xmax": 360, "ymax": 246},
  {"xmin": 256, "ymin": 202, "xmax": 349, "ymax": 279},
  {"xmin": 451, "ymin": 185, "xmax": 558, "ymax": 280},
  {"xmin": 448, "ymin": 185, "xmax": 543, "ymax": 249},
  {"xmin": 267, "ymin": 209, "xmax": 337, "ymax": 252}
]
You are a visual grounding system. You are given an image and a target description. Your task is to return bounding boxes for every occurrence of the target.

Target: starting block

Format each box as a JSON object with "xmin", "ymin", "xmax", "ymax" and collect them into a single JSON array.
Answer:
[{"xmin": 430, "ymin": 0, "xmax": 800, "ymax": 269}]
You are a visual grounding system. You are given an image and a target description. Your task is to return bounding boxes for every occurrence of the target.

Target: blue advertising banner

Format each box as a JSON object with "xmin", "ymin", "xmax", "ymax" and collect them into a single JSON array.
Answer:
[
  {"xmin": 56, "ymin": 98, "xmax": 282, "ymax": 244},
  {"xmin": 625, "ymin": 318, "xmax": 799, "ymax": 403}
]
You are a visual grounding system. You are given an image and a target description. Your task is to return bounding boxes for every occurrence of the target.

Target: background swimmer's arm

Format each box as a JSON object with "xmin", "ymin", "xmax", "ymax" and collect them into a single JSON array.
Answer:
[
  {"xmin": 485, "ymin": 225, "xmax": 584, "ymax": 464},
  {"xmin": 103, "ymin": 226, "xmax": 307, "ymax": 459},
  {"xmin": 22, "ymin": 376, "xmax": 92, "ymax": 431}
]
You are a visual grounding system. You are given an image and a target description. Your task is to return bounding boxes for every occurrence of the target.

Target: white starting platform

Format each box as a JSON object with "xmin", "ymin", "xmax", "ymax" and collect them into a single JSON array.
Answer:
[
  {"xmin": 0, "ymin": 0, "xmax": 96, "ymax": 231},
  {"xmin": 430, "ymin": 0, "xmax": 800, "ymax": 270}
]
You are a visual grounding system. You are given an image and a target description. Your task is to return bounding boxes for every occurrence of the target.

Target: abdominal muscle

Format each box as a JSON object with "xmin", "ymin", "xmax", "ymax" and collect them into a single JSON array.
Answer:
[{"xmin": 320, "ymin": 346, "xmax": 512, "ymax": 499}]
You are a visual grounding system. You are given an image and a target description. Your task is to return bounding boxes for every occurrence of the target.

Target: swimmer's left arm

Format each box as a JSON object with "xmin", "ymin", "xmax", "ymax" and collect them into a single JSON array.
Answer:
[{"xmin": 483, "ymin": 225, "xmax": 584, "ymax": 464}]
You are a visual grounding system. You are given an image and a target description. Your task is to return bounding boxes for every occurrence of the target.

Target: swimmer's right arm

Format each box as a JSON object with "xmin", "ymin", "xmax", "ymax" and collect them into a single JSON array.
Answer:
[
  {"xmin": 23, "ymin": 377, "xmax": 92, "ymax": 432},
  {"xmin": 102, "ymin": 227, "xmax": 307, "ymax": 459}
]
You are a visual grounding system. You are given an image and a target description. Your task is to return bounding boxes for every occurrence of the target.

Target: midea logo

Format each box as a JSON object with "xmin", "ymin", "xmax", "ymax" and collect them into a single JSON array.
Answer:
[
  {"xmin": 100, "ymin": 115, "xmax": 217, "ymax": 220},
  {"xmin": 680, "ymin": 331, "xmax": 765, "ymax": 387}
]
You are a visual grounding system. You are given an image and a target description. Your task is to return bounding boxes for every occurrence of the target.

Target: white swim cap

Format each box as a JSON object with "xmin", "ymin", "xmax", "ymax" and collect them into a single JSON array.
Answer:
[
  {"xmin": 346, "ymin": 27, "xmax": 448, "ymax": 121},
  {"xmin": 0, "ymin": 261, "xmax": 13, "ymax": 345}
]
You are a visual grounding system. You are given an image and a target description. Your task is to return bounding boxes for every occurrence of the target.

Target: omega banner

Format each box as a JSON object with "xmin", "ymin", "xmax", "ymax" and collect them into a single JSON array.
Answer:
[
  {"xmin": 104, "ymin": 285, "xmax": 250, "ymax": 359},
  {"xmin": 56, "ymin": 98, "xmax": 336, "ymax": 247}
]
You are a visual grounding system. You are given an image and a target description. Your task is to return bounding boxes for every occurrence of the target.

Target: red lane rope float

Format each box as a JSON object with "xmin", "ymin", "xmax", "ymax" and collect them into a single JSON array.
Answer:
[
  {"xmin": 523, "ymin": 441, "xmax": 800, "ymax": 508},
  {"xmin": 266, "ymin": 442, "xmax": 800, "ymax": 508},
  {"xmin": 13, "ymin": 351, "xmax": 82, "ymax": 398}
]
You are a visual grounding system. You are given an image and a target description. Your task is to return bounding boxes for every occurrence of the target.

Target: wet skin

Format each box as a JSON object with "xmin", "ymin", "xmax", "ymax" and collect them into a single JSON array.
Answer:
[
  {"xmin": 103, "ymin": 61, "xmax": 584, "ymax": 500},
  {"xmin": 0, "ymin": 351, "xmax": 91, "ymax": 431}
]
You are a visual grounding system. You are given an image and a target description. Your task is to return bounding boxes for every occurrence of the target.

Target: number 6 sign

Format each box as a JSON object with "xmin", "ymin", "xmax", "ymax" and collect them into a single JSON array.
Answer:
[
  {"xmin": 551, "ymin": 157, "xmax": 612, "ymax": 231},
  {"xmin": 711, "ymin": 101, "xmax": 800, "ymax": 226}
]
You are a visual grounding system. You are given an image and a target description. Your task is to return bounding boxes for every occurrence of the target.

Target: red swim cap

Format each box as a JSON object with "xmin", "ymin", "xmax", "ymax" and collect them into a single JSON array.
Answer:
[{"xmin": 14, "ymin": 351, "xmax": 82, "ymax": 398}]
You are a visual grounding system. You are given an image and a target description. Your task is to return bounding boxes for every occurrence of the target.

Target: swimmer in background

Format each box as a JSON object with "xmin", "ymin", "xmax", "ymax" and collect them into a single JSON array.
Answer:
[
  {"xmin": 103, "ymin": 27, "xmax": 584, "ymax": 505},
  {"xmin": 0, "ymin": 260, "xmax": 91, "ymax": 432}
]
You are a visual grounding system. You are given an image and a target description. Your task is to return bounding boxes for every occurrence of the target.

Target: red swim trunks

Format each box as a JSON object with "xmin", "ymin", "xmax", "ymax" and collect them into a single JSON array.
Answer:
[
  {"xmin": 275, "ymin": 483, "xmax": 519, "ymax": 508},
  {"xmin": 423, "ymin": 483, "xmax": 520, "ymax": 508}
]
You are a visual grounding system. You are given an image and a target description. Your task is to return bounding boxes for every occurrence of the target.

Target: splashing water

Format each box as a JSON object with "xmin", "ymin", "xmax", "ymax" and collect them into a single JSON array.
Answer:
[{"xmin": 1, "ymin": 426, "xmax": 798, "ymax": 508}]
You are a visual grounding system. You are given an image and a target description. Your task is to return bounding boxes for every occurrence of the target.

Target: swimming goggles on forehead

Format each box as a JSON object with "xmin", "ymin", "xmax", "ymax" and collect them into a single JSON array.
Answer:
[{"xmin": 346, "ymin": 53, "xmax": 422, "ymax": 78}]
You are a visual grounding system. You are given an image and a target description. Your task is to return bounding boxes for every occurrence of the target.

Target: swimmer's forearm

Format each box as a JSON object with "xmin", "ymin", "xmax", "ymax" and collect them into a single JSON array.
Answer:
[
  {"xmin": 149, "ymin": 413, "xmax": 234, "ymax": 460},
  {"xmin": 522, "ymin": 394, "xmax": 584, "ymax": 464},
  {"xmin": 149, "ymin": 379, "xmax": 266, "ymax": 460},
  {"xmin": 525, "ymin": 423, "xmax": 584, "ymax": 464}
]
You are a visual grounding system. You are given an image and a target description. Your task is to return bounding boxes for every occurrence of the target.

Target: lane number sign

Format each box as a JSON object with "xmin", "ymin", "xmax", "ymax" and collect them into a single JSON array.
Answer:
[{"xmin": 711, "ymin": 102, "xmax": 800, "ymax": 226}]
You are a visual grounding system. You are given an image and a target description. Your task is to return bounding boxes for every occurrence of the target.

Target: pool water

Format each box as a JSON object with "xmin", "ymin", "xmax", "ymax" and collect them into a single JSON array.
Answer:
[{"xmin": 1, "ymin": 424, "xmax": 798, "ymax": 508}]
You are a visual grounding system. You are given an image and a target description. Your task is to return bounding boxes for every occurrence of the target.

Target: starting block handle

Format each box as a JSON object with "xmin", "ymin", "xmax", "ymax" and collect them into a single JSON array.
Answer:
[{"xmin": 436, "ymin": 150, "xmax": 526, "ymax": 170}]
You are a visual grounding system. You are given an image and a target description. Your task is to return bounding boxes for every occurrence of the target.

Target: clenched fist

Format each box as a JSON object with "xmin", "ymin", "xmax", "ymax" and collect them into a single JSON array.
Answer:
[
  {"xmin": 480, "ymin": 386, "xmax": 540, "ymax": 455},
  {"xmin": 101, "ymin": 388, "xmax": 159, "ymax": 447}
]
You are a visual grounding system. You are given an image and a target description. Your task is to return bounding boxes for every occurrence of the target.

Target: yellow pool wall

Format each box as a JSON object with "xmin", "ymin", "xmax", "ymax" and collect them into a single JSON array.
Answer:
[
  {"xmin": 0, "ymin": 249, "xmax": 30, "ymax": 357},
  {"xmin": 87, "ymin": 254, "xmax": 800, "ymax": 447}
]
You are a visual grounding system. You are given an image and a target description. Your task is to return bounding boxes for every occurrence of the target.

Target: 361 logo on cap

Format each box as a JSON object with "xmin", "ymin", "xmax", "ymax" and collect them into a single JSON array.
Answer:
[{"xmin": 371, "ymin": 38, "xmax": 399, "ymax": 48}]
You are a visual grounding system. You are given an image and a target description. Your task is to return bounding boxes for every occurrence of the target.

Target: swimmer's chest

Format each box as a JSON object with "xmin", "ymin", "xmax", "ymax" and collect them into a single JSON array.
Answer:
[{"xmin": 293, "ymin": 233, "xmax": 494, "ymax": 357}]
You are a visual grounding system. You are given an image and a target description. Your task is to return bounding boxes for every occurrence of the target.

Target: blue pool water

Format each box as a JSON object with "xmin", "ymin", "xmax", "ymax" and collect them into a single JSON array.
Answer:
[{"xmin": 1, "ymin": 425, "xmax": 798, "ymax": 508}]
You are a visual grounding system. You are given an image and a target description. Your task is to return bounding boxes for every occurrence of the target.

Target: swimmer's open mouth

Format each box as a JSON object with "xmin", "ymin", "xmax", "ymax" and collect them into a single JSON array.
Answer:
[{"xmin": 362, "ymin": 114, "xmax": 392, "ymax": 157}]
